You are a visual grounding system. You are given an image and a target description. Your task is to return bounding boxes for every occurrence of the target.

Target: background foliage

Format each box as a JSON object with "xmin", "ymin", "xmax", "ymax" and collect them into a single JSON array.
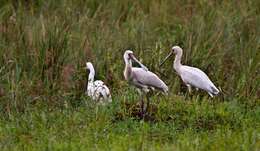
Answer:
[{"xmin": 0, "ymin": 0, "xmax": 259, "ymax": 150}]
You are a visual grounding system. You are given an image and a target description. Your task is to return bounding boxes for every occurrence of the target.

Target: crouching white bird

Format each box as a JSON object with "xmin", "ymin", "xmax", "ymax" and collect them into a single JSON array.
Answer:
[
  {"xmin": 85, "ymin": 62, "xmax": 112, "ymax": 104},
  {"xmin": 160, "ymin": 46, "xmax": 219, "ymax": 97},
  {"xmin": 123, "ymin": 50, "xmax": 168, "ymax": 115}
]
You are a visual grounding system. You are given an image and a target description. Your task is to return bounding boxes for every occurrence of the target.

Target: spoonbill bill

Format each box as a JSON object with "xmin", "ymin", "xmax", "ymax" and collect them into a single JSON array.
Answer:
[
  {"xmin": 160, "ymin": 46, "xmax": 219, "ymax": 97},
  {"xmin": 85, "ymin": 62, "xmax": 112, "ymax": 104},
  {"xmin": 123, "ymin": 50, "xmax": 168, "ymax": 115}
]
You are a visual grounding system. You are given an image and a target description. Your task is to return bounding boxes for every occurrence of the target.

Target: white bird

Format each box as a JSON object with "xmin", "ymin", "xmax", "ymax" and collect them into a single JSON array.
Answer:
[
  {"xmin": 85, "ymin": 62, "xmax": 112, "ymax": 104},
  {"xmin": 160, "ymin": 46, "xmax": 219, "ymax": 97},
  {"xmin": 123, "ymin": 50, "xmax": 168, "ymax": 115}
]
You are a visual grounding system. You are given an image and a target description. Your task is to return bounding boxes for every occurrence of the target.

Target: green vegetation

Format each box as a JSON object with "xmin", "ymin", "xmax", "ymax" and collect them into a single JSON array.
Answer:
[{"xmin": 0, "ymin": 0, "xmax": 259, "ymax": 150}]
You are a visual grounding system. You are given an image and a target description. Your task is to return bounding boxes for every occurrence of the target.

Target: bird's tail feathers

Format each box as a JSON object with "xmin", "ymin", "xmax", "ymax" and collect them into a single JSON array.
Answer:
[
  {"xmin": 108, "ymin": 95, "xmax": 112, "ymax": 102},
  {"xmin": 99, "ymin": 86, "xmax": 112, "ymax": 103},
  {"xmin": 161, "ymin": 86, "xmax": 169, "ymax": 96}
]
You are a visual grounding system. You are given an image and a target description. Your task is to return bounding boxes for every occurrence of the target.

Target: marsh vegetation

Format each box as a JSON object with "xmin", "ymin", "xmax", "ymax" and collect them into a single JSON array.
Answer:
[{"xmin": 0, "ymin": 0, "xmax": 259, "ymax": 150}]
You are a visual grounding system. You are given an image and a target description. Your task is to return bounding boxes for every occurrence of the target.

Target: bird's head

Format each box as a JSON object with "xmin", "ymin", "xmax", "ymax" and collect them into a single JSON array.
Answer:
[
  {"xmin": 172, "ymin": 46, "xmax": 182, "ymax": 54},
  {"xmin": 85, "ymin": 62, "xmax": 93, "ymax": 70},
  {"xmin": 160, "ymin": 45, "xmax": 183, "ymax": 66},
  {"xmin": 123, "ymin": 50, "xmax": 148, "ymax": 71},
  {"xmin": 123, "ymin": 50, "xmax": 134, "ymax": 61}
]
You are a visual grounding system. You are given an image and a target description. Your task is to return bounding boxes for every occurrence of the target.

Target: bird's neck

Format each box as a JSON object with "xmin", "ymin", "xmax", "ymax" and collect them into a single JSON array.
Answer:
[
  {"xmin": 174, "ymin": 51, "xmax": 182, "ymax": 72},
  {"xmin": 124, "ymin": 60, "xmax": 132, "ymax": 81},
  {"xmin": 88, "ymin": 68, "xmax": 95, "ymax": 83}
]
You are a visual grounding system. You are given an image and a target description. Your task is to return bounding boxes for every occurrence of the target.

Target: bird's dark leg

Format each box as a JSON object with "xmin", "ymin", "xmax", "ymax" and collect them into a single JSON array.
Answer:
[
  {"xmin": 137, "ymin": 89, "xmax": 145, "ymax": 118},
  {"xmin": 140, "ymin": 93, "xmax": 145, "ymax": 118},
  {"xmin": 145, "ymin": 94, "xmax": 150, "ymax": 115}
]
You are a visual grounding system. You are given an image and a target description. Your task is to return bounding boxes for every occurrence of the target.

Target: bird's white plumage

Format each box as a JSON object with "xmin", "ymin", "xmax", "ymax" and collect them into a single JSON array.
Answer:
[
  {"xmin": 179, "ymin": 65, "xmax": 219, "ymax": 97},
  {"xmin": 131, "ymin": 67, "xmax": 168, "ymax": 93},
  {"xmin": 85, "ymin": 62, "xmax": 112, "ymax": 104},
  {"xmin": 123, "ymin": 50, "xmax": 168, "ymax": 94},
  {"xmin": 161, "ymin": 46, "xmax": 219, "ymax": 97},
  {"xmin": 123, "ymin": 50, "xmax": 168, "ymax": 115}
]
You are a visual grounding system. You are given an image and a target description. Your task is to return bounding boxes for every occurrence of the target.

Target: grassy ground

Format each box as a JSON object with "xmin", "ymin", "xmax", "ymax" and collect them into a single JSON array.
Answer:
[{"xmin": 0, "ymin": 0, "xmax": 259, "ymax": 150}]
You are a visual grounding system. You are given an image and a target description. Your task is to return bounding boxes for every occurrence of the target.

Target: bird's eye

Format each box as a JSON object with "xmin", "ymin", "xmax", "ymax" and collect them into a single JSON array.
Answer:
[{"xmin": 128, "ymin": 53, "xmax": 133, "ymax": 59}]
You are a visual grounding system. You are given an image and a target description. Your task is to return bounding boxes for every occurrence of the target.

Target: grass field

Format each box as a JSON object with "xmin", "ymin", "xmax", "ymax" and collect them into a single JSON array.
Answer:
[{"xmin": 0, "ymin": 0, "xmax": 259, "ymax": 150}]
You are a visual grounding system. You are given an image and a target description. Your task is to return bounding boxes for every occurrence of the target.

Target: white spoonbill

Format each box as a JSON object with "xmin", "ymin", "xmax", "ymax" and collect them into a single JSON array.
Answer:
[
  {"xmin": 123, "ymin": 50, "xmax": 168, "ymax": 115},
  {"xmin": 160, "ymin": 46, "xmax": 219, "ymax": 97},
  {"xmin": 85, "ymin": 62, "xmax": 112, "ymax": 104}
]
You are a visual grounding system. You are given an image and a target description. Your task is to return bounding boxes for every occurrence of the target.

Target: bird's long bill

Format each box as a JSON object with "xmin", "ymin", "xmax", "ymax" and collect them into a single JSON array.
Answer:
[
  {"xmin": 159, "ymin": 51, "xmax": 173, "ymax": 66},
  {"xmin": 130, "ymin": 54, "xmax": 148, "ymax": 71}
]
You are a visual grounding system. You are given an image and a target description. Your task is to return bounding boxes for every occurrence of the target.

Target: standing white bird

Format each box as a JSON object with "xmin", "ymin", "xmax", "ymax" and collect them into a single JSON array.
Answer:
[
  {"xmin": 160, "ymin": 46, "xmax": 219, "ymax": 97},
  {"xmin": 123, "ymin": 50, "xmax": 168, "ymax": 115},
  {"xmin": 85, "ymin": 62, "xmax": 112, "ymax": 104}
]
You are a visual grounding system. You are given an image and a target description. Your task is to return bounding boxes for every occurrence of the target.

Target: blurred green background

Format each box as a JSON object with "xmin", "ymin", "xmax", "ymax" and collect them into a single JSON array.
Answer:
[{"xmin": 0, "ymin": 0, "xmax": 259, "ymax": 150}]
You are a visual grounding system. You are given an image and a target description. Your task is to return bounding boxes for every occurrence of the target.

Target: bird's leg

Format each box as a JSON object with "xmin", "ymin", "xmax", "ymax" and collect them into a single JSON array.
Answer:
[
  {"xmin": 187, "ymin": 84, "xmax": 192, "ymax": 94},
  {"xmin": 184, "ymin": 84, "xmax": 192, "ymax": 99},
  {"xmin": 139, "ymin": 92, "xmax": 145, "ymax": 118},
  {"xmin": 137, "ymin": 89, "xmax": 144, "ymax": 118},
  {"xmin": 145, "ymin": 94, "xmax": 150, "ymax": 115},
  {"xmin": 137, "ymin": 89, "xmax": 144, "ymax": 114}
]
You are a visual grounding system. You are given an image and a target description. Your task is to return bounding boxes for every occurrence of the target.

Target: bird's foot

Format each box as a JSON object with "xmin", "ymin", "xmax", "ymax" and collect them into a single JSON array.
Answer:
[{"xmin": 140, "ymin": 110, "xmax": 146, "ymax": 119}]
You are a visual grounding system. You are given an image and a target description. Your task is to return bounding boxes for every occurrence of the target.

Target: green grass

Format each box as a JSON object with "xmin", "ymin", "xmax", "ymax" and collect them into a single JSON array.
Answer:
[{"xmin": 0, "ymin": 0, "xmax": 259, "ymax": 150}]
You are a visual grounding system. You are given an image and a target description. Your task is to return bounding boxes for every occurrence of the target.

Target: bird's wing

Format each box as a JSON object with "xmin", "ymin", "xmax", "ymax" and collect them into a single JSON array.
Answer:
[
  {"xmin": 93, "ymin": 80, "xmax": 112, "ymax": 101},
  {"xmin": 101, "ymin": 85, "xmax": 112, "ymax": 102},
  {"xmin": 132, "ymin": 68, "xmax": 168, "ymax": 92},
  {"xmin": 180, "ymin": 66, "xmax": 218, "ymax": 92}
]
